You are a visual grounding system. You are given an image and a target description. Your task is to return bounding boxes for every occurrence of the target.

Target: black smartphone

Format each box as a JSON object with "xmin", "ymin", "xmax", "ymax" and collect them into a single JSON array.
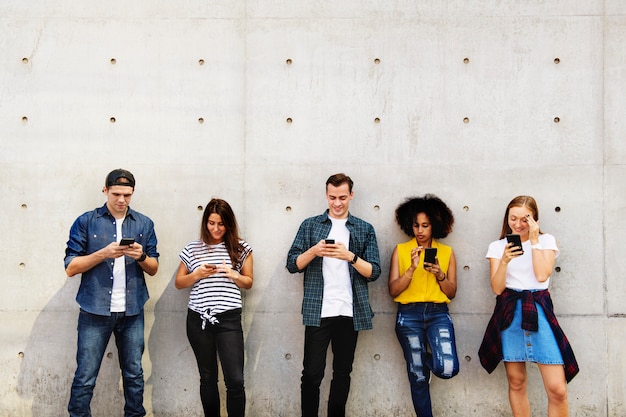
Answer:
[
  {"xmin": 119, "ymin": 238, "xmax": 135, "ymax": 246},
  {"xmin": 325, "ymin": 239, "xmax": 335, "ymax": 244},
  {"xmin": 506, "ymin": 234, "xmax": 523, "ymax": 254},
  {"xmin": 424, "ymin": 247, "xmax": 437, "ymax": 265}
]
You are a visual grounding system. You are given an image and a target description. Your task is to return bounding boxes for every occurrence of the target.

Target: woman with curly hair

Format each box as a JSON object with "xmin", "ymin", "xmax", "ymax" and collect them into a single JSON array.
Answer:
[{"xmin": 388, "ymin": 194, "xmax": 459, "ymax": 417}]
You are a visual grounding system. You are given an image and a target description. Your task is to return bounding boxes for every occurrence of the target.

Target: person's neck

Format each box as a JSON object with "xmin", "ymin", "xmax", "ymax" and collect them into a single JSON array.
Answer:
[
  {"xmin": 417, "ymin": 237, "xmax": 433, "ymax": 247},
  {"xmin": 107, "ymin": 205, "xmax": 127, "ymax": 220},
  {"xmin": 328, "ymin": 212, "xmax": 348, "ymax": 220}
]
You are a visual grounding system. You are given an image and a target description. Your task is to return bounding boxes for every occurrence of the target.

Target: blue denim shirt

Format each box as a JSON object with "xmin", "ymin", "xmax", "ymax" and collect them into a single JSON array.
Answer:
[
  {"xmin": 286, "ymin": 211, "xmax": 381, "ymax": 331},
  {"xmin": 64, "ymin": 203, "xmax": 159, "ymax": 316}
]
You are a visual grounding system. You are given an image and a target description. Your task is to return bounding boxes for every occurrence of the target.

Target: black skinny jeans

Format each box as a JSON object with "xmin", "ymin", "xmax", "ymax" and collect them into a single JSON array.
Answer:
[
  {"xmin": 187, "ymin": 308, "xmax": 245, "ymax": 417},
  {"xmin": 301, "ymin": 316, "xmax": 359, "ymax": 417}
]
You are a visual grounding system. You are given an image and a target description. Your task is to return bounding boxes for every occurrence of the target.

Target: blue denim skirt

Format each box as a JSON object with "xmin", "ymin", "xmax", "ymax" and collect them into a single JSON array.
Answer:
[{"xmin": 501, "ymin": 299, "xmax": 564, "ymax": 365}]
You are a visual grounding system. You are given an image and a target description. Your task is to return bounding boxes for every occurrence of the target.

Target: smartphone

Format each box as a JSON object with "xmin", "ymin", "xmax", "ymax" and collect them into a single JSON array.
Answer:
[
  {"xmin": 119, "ymin": 238, "xmax": 135, "ymax": 246},
  {"xmin": 506, "ymin": 234, "xmax": 523, "ymax": 254},
  {"xmin": 325, "ymin": 239, "xmax": 335, "ymax": 244},
  {"xmin": 424, "ymin": 247, "xmax": 437, "ymax": 265}
]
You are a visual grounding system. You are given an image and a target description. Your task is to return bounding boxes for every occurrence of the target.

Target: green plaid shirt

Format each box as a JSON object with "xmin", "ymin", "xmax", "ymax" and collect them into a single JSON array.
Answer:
[{"xmin": 286, "ymin": 210, "xmax": 381, "ymax": 331}]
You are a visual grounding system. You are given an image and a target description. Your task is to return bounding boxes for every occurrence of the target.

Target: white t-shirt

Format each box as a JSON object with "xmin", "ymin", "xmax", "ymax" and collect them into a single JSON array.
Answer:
[
  {"xmin": 321, "ymin": 218, "xmax": 353, "ymax": 318},
  {"xmin": 486, "ymin": 233, "xmax": 559, "ymax": 290},
  {"xmin": 111, "ymin": 220, "xmax": 126, "ymax": 312}
]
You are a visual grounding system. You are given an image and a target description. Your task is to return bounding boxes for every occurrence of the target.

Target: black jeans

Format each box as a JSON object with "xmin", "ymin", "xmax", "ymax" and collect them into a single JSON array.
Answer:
[
  {"xmin": 301, "ymin": 317, "xmax": 359, "ymax": 417},
  {"xmin": 186, "ymin": 308, "xmax": 245, "ymax": 417}
]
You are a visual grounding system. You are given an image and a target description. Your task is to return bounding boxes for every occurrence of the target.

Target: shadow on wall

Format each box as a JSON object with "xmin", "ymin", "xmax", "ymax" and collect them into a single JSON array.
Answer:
[
  {"xmin": 243, "ymin": 261, "xmax": 309, "ymax": 417},
  {"xmin": 152, "ymin": 261, "xmax": 310, "ymax": 416},
  {"xmin": 148, "ymin": 272, "xmax": 205, "ymax": 417},
  {"xmin": 16, "ymin": 278, "xmax": 126, "ymax": 417},
  {"xmin": 16, "ymin": 272, "xmax": 205, "ymax": 417},
  {"xmin": 149, "ymin": 265, "xmax": 305, "ymax": 417}
]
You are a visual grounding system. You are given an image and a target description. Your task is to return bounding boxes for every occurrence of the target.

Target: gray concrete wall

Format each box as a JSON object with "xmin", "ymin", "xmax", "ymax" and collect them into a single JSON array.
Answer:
[{"xmin": 1, "ymin": 1, "xmax": 624, "ymax": 416}]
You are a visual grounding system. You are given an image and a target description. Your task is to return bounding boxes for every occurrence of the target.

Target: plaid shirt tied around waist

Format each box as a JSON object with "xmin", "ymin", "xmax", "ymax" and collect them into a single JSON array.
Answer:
[{"xmin": 478, "ymin": 288, "xmax": 579, "ymax": 383}]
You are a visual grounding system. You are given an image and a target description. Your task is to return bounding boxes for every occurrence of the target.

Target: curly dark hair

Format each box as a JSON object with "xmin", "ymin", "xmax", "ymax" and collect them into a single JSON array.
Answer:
[{"xmin": 394, "ymin": 194, "xmax": 455, "ymax": 239}]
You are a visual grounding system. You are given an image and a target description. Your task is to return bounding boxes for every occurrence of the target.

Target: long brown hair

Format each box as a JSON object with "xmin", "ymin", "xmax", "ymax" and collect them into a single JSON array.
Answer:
[
  {"xmin": 200, "ymin": 198, "xmax": 242, "ymax": 266},
  {"xmin": 499, "ymin": 195, "xmax": 542, "ymax": 239}
]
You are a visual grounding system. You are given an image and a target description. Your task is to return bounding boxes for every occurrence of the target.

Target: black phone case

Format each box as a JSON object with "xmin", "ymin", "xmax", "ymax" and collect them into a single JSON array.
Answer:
[
  {"xmin": 424, "ymin": 248, "xmax": 437, "ymax": 264},
  {"xmin": 506, "ymin": 234, "xmax": 523, "ymax": 253}
]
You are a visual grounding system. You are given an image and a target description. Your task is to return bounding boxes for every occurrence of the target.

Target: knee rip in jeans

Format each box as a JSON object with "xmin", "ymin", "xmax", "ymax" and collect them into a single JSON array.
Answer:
[
  {"xmin": 438, "ymin": 329, "xmax": 452, "ymax": 354},
  {"xmin": 434, "ymin": 328, "xmax": 456, "ymax": 378},
  {"xmin": 407, "ymin": 336, "xmax": 427, "ymax": 382}
]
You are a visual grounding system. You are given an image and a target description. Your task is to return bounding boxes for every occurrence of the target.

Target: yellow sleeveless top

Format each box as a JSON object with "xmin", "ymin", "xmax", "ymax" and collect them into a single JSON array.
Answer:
[{"xmin": 394, "ymin": 239, "xmax": 452, "ymax": 304}]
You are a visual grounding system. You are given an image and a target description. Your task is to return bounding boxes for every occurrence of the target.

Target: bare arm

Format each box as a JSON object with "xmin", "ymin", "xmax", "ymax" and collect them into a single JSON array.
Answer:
[
  {"xmin": 175, "ymin": 261, "xmax": 214, "ymax": 289},
  {"xmin": 122, "ymin": 241, "xmax": 158, "ymax": 276},
  {"xmin": 223, "ymin": 253, "xmax": 254, "ymax": 289},
  {"xmin": 527, "ymin": 217, "xmax": 556, "ymax": 281},
  {"xmin": 531, "ymin": 248, "xmax": 556, "ymax": 282},
  {"xmin": 325, "ymin": 241, "xmax": 373, "ymax": 278},
  {"xmin": 388, "ymin": 246, "xmax": 420, "ymax": 298},
  {"xmin": 429, "ymin": 250, "xmax": 457, "ymax": 299},
  {"xmin": 175, "ymin": 253, "xmax": 254, "ymax": 290},
  {"xmin": 489, "ymin": 242, "xmax": 521, "ymax": 295}
]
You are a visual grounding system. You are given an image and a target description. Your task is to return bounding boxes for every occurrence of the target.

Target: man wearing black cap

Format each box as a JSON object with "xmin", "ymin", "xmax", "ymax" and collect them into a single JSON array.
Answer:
[{"xmin": 64, "ymin": 169, "xmax": 159, "ymax": 417}]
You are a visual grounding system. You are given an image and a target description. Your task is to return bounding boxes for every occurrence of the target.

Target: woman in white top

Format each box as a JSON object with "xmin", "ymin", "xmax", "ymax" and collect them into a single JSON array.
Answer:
[
  {"xmin": 175, "ymin": 198, "xmax": 253, "ymax": 417},
  {"xmin": 479, "ymin": 195, "xmax": 577, "ymax": 417}
]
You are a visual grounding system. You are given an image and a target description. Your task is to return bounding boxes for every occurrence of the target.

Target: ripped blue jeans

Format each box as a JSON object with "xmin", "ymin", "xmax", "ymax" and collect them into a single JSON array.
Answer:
[{"xmin": 395, "ymin": 302, "xmax": 459, "ymax": 417}]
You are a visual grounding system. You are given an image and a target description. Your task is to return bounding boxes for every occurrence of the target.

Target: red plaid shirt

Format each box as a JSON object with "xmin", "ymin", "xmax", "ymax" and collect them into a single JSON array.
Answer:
[{"xmin": 478, "ymin": 288, "xmax": 579, "ymax": 383}]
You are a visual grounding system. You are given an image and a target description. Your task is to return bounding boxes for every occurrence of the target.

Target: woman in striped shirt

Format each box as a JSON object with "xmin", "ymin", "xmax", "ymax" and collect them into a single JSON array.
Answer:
[{"xmin": 175, "ymin": 198, "xmax": 253, "ymax": 417}]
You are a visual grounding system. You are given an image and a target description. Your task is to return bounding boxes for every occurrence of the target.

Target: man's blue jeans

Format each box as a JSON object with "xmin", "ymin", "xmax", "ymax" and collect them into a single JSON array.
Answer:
[
  {"xmin": 68, "ymin": 310, "xmax": 146, "ymax": 417},
  {"xmin": 395, "ymin": 302, "xmax": 459, "ymax": 417}
]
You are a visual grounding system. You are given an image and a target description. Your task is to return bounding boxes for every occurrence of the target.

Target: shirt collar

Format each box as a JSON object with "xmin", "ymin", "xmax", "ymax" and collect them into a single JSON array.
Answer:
[
  {"xmin": 323, "ymin": 209, "xmax": 353, "ymax": 225},
  {"xmin": 96, "ymin": 203, "xmax": 136, "ymax": 221}
]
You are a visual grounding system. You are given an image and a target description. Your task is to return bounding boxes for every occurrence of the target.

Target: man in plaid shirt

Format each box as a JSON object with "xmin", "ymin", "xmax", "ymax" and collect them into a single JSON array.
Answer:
[{"xmin": 286, "ymin": 173, "xmax": 381, "ymax": 417}]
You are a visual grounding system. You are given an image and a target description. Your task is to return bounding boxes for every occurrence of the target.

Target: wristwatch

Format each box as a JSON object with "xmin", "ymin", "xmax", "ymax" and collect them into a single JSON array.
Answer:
[
  {"xmin": 531, "ymin": 243, "xmax": 542, "ymax": 250},
  {"xmin": 137, "ymin": 252, "xmax": 147, "ymax": 262},
  {"xmin": 350, "ymin": 253, "xmax": 358, "ymax": 264}
]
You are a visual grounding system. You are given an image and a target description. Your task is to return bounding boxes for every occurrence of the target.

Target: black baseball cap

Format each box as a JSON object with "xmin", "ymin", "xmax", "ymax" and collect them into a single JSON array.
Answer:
[{"xmin": 105, "ymin": 169, "xmax": 135, "ymax": 188}]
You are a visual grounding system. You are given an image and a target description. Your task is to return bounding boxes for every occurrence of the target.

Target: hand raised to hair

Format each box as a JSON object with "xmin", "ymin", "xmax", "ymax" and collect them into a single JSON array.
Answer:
[{"xmin": 526, "ymin": 214, "xmax": 540, "ymax": 242}]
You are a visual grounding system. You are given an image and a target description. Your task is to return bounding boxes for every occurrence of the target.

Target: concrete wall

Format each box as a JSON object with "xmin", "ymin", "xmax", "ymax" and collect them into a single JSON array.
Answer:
[{"xmin": 1, "ymin": 1, "xmax": 624, "ymax": 416}]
